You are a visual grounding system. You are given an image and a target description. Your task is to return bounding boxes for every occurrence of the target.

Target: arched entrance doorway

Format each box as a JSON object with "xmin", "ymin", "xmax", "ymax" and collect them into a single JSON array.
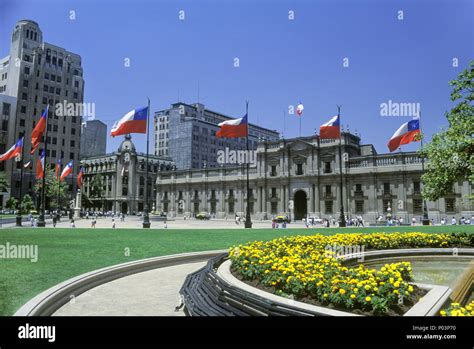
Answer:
[
  {"xmin": 121, "ymin": 202, "xmax": 128, "ymax": 214},
  {"xmin": 294, "ymin": 190, "xmax": 308, "ymax": 220}
]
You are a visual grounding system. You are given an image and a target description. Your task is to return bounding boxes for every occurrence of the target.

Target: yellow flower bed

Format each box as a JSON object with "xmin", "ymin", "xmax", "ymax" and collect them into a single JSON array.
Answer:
[
  {"xmin": 229, "ymin": 232, "xmax": 472, "ymax": 315},
  {"xmin": 440, "ymin": 301, "xmax": 474, "ymax": 316}
]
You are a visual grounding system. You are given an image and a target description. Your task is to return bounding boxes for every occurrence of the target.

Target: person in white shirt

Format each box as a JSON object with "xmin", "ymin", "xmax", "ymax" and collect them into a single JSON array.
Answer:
[{"xmin": 451, "ymin": 217, "xmax": 457, "ymax": 225}]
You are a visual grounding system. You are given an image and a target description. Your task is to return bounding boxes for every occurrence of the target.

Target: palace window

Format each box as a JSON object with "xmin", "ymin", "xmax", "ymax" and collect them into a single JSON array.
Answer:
[
  {"xmin": 413, "ymin": 181, "xmax": 421, "ymax": 194},
  {"xmin": 296, "ymin": 163, "xmax": 303, "ymax": 175},
  {"xmin": 325, "ymin": 201, "xmax": 333, "ymax": 214},
  {"xmin": 324, "ymin": 161, "xmax": 331, "ymax": 173},
  {"xmin": 355, "ymin": 200, "xmax": 364, "ymax": 213},
  {"xmin": 413, "ymin": 199, "xmax": 422, "ymax": 213},
  {"xmin": 383, "ymin": 199, "xmax": 392, "ymax": 213},
  {"xmin": 271, "ymin": 202, "xmax": 278, "ymax": 214},
  {"xmin": 445, "ymin": 198, "xmax": 455, "ymax": 213},
  {"xmin": 270, "ymin": 165, "xmax": 277, "ymax": 177},
  {"xmin": 383, "ymin": 182, "xmax": 391, "ymax": 195}
]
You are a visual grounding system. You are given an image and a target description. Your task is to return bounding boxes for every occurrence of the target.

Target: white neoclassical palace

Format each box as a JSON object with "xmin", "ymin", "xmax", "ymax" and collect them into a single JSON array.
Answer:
[{"xmin": 155, "ymin": 133, "xmax": 473, "ymax": 223}]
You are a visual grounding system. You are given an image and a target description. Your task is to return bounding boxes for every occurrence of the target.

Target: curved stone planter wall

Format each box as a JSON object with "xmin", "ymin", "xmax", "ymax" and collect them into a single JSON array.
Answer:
[
  {"xmin": 15, "ymin": 249, "xmax": 227, "ymax": 316},
  {"xmin": 181, "ymin": 248, "xmax": 474, "ymax": 316}
]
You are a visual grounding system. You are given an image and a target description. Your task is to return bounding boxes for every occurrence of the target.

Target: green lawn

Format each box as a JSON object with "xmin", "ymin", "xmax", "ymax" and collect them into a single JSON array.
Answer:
[{"xmin": 0, "ymin": 225, "xmax": 473, "ymax": 316}]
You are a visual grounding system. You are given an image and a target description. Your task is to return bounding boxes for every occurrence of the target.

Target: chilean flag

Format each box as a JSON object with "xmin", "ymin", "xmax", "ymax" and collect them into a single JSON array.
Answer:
[
  {"xmin": 77, "ymin": 167, "xmax": 84, "ymax": 188},
  {"xmin": 216, "ymin": 115, "xmax": 248, "ymax": 138},
  {"xmin": 0, "ymin": 137, "xmax": 23, "ymax": 162},
  {"xmin": 55, "ymin": 159, "xmax": 61, "ymax": 179},
  {"xmin": 296, "ymin": 103, "xmax": 304, "ymax": 116},
  {"xmin": 36, "ymin": 150, "xmax": 45, "ymax": 179},
  {"xmin": 387, "ymin": 118, "xmax": 420, "ymax": 152},
  {"xmin": 60, "ymin": 161, "xmax": 73, "ymax": 181},
  {"xmin": 110, "ymin": 106, "xmax": 148, "ymax": 137},
  {"xmin": 31, "ymin": 105, "xmax": 49, "ymax": 155},
  {"xmin": 319, "ymin": 115, "xmax": 341, "ymax": 139}
]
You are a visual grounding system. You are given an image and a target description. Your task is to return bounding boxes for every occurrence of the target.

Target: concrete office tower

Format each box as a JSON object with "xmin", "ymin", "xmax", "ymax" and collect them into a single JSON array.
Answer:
[
  {"xmin": 80, "ymin": 120, "xmax": 107, "ymax": 158},
  {"xmin": 0, "ymin": 20, "xmax": 84, "ymax": 200},
  {"xmin": 0, "ymin": 95, "xmax": 17, "ymax": 207},
  {"xmin": 154, "ymin": 102, "xmax": 280, "ymax": 169}
]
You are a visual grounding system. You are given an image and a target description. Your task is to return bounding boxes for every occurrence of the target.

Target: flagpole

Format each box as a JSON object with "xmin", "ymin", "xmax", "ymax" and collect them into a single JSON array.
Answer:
[
  {"xmin": 244, "ymin": 101, "xmax": 252, "ymax": 228},
  {"xmin": 418, "ymin": 110, "xmax": 429, "ymax": 225},
  {"xmin": 69, "ymin": 172, "xmax": 74, "ymax": 220},
  {"xmin": 37, "ymin": 107, "xmax": 49, "ymax": 227},
  {"xmin": 15, "ymin": 134, "xmax": 25, "ymax": 226},
  {"xmin": 299, "ymin": 114, "xmax": 302, "ymax": 137},
  {"xmin": 56, "ymin": 161, "xmax": 61, "ymax": 223},
  {"xmin": 337, "ymin": 105, "xmax": 346, "ymax": 227},
  {"xmin": 143, "ymin": 98, "xmax": 151, "ymax": 228}
]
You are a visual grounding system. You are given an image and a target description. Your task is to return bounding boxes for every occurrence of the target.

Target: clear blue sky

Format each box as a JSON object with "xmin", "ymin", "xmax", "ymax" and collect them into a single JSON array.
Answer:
[{"xmin": 1, "ymin": 0, "xmax": 473, "ymax": 154}]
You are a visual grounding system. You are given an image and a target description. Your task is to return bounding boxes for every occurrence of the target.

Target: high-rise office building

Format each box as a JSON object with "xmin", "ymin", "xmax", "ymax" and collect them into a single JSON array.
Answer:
[
  {"xmin": 0, "ymin": 19, "xmax": 84, "ymax": 199},
  {"xmin": 80, "ymin": 120, "xmax": 107, "ymax": 158},
  {"xmin": 154, "ymin": 102, "xmax": 280, "ymax": 169}
]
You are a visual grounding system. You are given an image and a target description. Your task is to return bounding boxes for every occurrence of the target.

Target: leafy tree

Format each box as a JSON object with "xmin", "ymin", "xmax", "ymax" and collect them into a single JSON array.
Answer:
[
  {"xmin": 89, "ymin": 174, "xmax": 104, "ymax": 209},
  {"xmin": 421, "ymin": 61, "xmax": 474, "ymax": 200},
  {"xmin": 0, "ymin": 173, "xmax": 9, "ymax": 193},
  {"xmin": 21, "ymin": 194, "xmax": 34, "ymax": 213},
  {"xmin": 5, "ymin": 197, "xmax": 17, "ymax": 210},
  {"xmin": 81, "ymin": 192, "xmax": 93, "ymax": 209},
  {"xmin": 34, "ymin": 168, "xmax": 69, "ymax": 210}
]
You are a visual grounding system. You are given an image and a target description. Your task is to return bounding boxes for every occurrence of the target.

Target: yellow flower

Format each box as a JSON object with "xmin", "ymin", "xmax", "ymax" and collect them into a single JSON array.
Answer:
[
  {"xmin": 339, "ymin": 288, "xmax": 346, "ymax": 295},
  {"xmin": 365, "ymin": 296, "xmax": 371, "ymax": 302},
  {"xmin": 350, "ymin": 294, "xmax": 356, "ymax": 299}
]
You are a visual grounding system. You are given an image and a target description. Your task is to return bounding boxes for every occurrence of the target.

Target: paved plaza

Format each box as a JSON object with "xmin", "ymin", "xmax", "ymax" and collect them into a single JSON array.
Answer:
[
  {"xmin": 53, "ymin": 261, "xmax": 206, "ymax": 316},
  {"xmin": 7, "ymin": 215, "xmax": 311, "ymax": 230}
]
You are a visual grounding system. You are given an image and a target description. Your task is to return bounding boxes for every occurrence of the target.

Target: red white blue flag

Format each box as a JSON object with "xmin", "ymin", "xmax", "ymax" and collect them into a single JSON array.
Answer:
[
  {"xmin": 36, "ymin": 150, "xmax": 45, "ymax": 179},
  {"xmin": 77, "ymin": 167, "xmax": 84, "ymax": 188},
  {"xmin": 55, "ymin": 159, "xmax": 61, "ymax": 179},
  {"xmin": 110, "ymin": 107, "xmax": 148, "ymax": 137},
  {"xmin": 60, "ymin": 161, "xmax": 73, "ymax": 181},
  {"xmin": 296, "ymin": 103, "xmax": 304, "ymax": 116},
  {"xmin": 387, "ymin": 118, "xmax": 420, "ymax": 152},
  {"xmin": 216, "ymin": 114, "xmax": 248, "ymax": 138},
  {"xmin": 319, "ymin": 115, "xmax": 341, "ymax": 139},
  {"xmin": 31, "ymin": 105, "xmax": 49, "ymax": 155},
  {"xmin": 0, "ymin": 137, "xmax": 23, "ymax": 162}
]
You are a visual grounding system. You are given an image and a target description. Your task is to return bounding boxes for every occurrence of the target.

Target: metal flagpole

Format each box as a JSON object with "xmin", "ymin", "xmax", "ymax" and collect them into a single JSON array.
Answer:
[
  {"xmin": 418, "ymin": 110, "xmax": 429, "ymax": 225},
  {"xmin": 143, "ymin": 98, "xmax": 151, "ymax": 228},
  {"xmin": 337, "ymin": 105, "xmax": 346, "ymax": 227},
  {"xmin": 299, "ymin": 114, "xmax": 302, "ymax": 137},
  {"xmin": 56, "ymin": 160, "xmax": 61, "ymax": 222},
  {"xmin": 37, "ymin": 107, "xmax": 49, "ymax": 227},
  {"xmin": 15, "ymin": 133, "xmax": 25, "ymax": 226},
  {"xmin": 244, "ymin": 101, "xmax": 252, "ymax": 228}
]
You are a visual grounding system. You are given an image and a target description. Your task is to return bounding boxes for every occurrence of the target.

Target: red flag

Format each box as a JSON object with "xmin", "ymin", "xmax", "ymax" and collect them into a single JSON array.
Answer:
[{"xmin": 31, "ymin": 105, "xmax": 49, "ymax": 155}]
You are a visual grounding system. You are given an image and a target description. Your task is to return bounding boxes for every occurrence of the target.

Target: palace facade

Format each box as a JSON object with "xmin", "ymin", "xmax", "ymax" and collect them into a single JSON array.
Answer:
[{"xmin": 155, "ymin": 133, "xmax": 473, "ymax": 223}]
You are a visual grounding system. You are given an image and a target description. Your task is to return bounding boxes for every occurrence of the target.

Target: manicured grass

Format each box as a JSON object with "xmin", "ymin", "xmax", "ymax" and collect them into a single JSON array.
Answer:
[{"xmin": 0, "ymin": 225, "xmax": 473, "ymax": 316}]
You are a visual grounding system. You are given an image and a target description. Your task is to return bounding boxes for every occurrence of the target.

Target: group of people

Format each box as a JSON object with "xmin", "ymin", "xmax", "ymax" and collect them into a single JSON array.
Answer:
[{"xmin": 440, "ymin": 216, "xmax": 473, "ymax": 225}]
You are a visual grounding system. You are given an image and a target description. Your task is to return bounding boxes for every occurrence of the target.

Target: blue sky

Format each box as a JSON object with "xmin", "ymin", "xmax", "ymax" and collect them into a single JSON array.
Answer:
[{"xmin": 1, "ymin": 0, "xmax": 473, "ymax": 154}]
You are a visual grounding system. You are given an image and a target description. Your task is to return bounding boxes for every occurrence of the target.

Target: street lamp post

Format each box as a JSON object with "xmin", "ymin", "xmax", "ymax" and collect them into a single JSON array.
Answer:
[{"xmin": 337, "ymin": 106, "xmax": 346, "ymax": 227}]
